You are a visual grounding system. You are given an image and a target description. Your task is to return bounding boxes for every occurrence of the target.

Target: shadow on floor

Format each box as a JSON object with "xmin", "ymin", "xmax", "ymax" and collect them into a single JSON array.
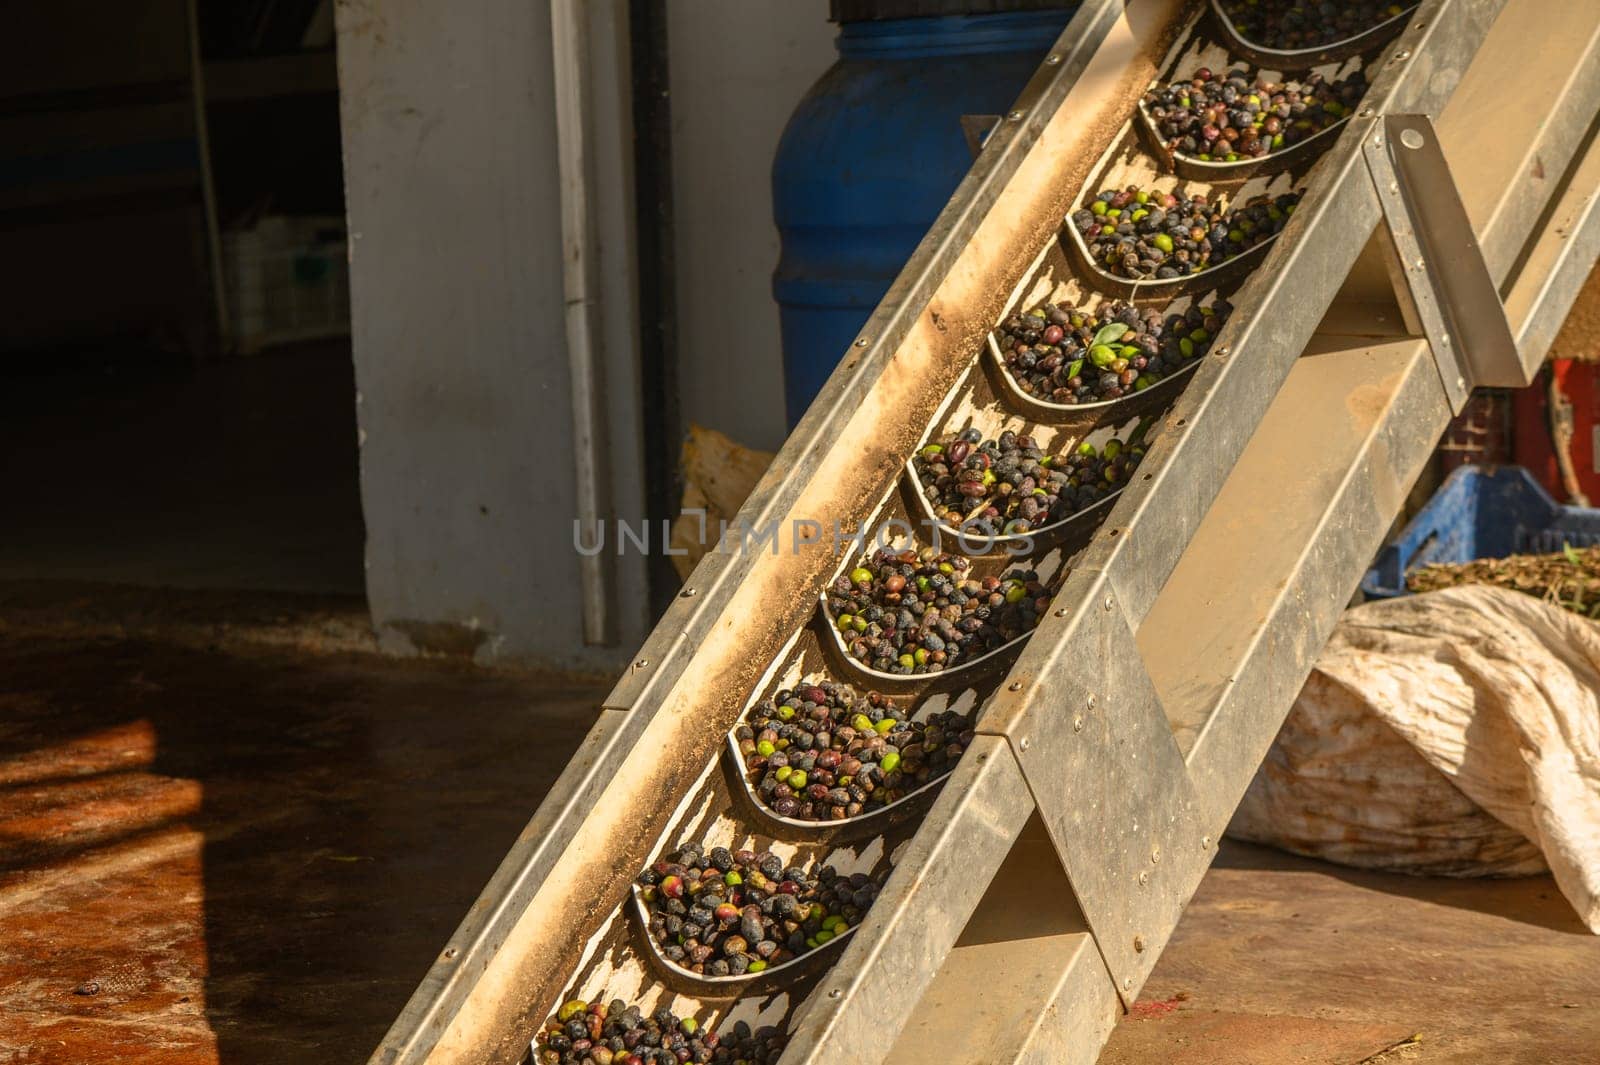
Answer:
[
  {"xmin": 0, "ymin": 340, "xmax": 365, "ymax": 595},
  {"xmin": 0, "ymin": 625, "xmax": 603, "ymax": 1064},
  {"xmin": 1214, "ymin": 837, "xmax": 1592, "ymax": 936}
]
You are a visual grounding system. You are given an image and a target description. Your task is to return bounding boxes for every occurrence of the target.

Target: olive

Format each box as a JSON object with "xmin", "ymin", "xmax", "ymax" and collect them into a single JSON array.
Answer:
[
  {"xmin": 535, "ymin": 998, "xmax": 786, "ymax": 1065},
  {"xmin": 1219, "ymin": 0, "xmax": 1413, "ymax": 50}
]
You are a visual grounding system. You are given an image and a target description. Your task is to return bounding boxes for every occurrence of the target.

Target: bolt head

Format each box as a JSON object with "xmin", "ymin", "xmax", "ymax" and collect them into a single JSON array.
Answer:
[
  {"xmin": 1134, "ymin": 935, "xmax": 1146, "ymax": 953},
  {"xmin": 1008, "ymin": 681, "xmax": 1022, "ymax": 692}
]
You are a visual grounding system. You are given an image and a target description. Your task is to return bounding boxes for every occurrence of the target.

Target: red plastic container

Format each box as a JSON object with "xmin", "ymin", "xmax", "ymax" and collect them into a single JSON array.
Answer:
[{"xmin": 1513, "ymin": 360, "xmax": 1600, "ymax": 505}]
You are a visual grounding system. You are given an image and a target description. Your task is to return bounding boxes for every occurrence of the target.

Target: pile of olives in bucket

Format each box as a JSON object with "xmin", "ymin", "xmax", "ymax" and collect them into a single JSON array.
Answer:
[
  {"xmin": 637, "ymin": 844, "xmax": 882, "ymax": 977},
  {"xmin": 828, "ymin": 549, "xmax": 1051, "ymax": 674},
  {"xmin": 1219, "ymin": 0, "xmax": 1414, "ymax": 51},
  {"xmin": 534, "ymin": 999, "xmax": 784, "ymax": 1065},
  {"xmin": 998, "ymin": 299, "xmax": 1230, "ymax": 404},
  {"xmin": 1143, "ymin": 67, "xmax": 1367, "ymax": 162},
  {"xmin": 913, "ymin": 427, "xmax": 1147, "ymax": 535},
  {"xmin": 1073, "ymin": 185, "xmax": 1300, "ymax": 280},
  {"xmin": 737, "ymin": 680, "xmax": 975, "ymax": 821}
]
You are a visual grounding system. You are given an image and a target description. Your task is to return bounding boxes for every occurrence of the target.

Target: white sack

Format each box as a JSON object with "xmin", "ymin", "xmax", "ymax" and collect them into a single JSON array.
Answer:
[{"xmin": 1230, "ymin": 584, "xmax": 1600, "ymax": 932}]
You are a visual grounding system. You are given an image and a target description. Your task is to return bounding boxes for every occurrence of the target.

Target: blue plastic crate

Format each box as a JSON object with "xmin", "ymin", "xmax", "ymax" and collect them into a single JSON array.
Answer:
[{"xmin": 1362, "ymin": 465, "xmax": 1600, "ymax": 599}]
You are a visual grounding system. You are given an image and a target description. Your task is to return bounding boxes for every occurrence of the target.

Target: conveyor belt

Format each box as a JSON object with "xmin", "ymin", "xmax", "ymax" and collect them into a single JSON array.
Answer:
[{"xmin": 370, "ymin": 1, "xmax": 1600, "ymax": 1063}]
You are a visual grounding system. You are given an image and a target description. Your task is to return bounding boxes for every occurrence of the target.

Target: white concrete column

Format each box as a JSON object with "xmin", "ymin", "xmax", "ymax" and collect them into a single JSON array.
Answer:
[{"xmin": 335, "ymin": 0, "xmax": 648, "ymax": 671}]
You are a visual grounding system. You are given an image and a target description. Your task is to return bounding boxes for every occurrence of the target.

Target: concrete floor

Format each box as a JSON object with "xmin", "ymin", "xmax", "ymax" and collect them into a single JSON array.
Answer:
[{"xmin": 1, "ymin": 589, "xmax": 1596, "ymax": 1065}]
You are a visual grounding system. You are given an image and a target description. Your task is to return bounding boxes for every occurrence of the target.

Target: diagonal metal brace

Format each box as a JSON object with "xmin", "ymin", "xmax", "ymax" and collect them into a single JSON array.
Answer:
[
  {"xmin": 1363, "ymin": 114, "xmax": 1528, "ymax": 414},
  {"xmin": 980, "ymin": 579, "xmax": 1208, "ymax": 1008}
]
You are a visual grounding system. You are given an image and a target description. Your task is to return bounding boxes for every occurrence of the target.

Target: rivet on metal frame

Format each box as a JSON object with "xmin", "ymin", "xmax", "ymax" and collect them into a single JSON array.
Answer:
[
  {"xmin": 1072, "ymin": 716, "xmax": 1084, "ymax": 733},
  {"xmin": 854, "ymin": 338, "xmax": 869, "ymax": 347},
  {"xmin": 1103, "ymin": 595, "xmax": 1114, "ymax": 611},
  {"xmin": 1020, "ymin": 736, "xmax": 1031, "ymax": 751},
  {"xmin": 680, "ymin": 587, "xmax": 697, "ymax": 597},
  {"xmin": 828, "ymin": 989, "xmax": 842, "ymax": 1000},
  {"xmin": 635, "ymin": 658, "xmax": 649, "ymax": 669},
  {"xmin": 1400, "ymin": 128, "xmax": 1425, "ymax": 150},
  {"xmin": 1044, "ymin": 53, "xmax": 1061, "ymax": 65},
  {"xmin": 1151, "ymin": 846, "xmax": 1162, "ymax": 866},
  {"xmin": 1133, "ymin": 936, "xmax": 1146, "ymax": 953},
  {"xmin": 1008, "ymin": 681, "xmax": 1023, "ymax": 691},
  {"xmin": 1008, "ymin": 109, "xmax": 1024, "ymax": 121}
]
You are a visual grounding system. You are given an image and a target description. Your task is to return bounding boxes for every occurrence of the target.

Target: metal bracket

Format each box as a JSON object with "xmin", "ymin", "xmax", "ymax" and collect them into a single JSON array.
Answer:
[
  {"xmin": 1364, "ymin": 114, "xmax": 1526, "ymax": 414},
  {"xmin": 981, "ymin": 585, "xmax": 1207, "ymax": 1006},
  {"xmin": 960, "ymin": 114, "xmax": 1004, "ymax": 160}
]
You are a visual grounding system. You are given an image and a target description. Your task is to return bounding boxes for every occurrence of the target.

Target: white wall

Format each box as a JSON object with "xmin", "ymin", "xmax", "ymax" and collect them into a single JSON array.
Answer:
[
  {"xmin": 333, "ymin": 0, "xmax": 835, "ymax": 671},
  {"xmin": 668, "ymin": 0, "xmax": 836, "ymax": 453},
  {"xmin": 336, "ymin": 0, "xmax": 650, "ymax": 672}
]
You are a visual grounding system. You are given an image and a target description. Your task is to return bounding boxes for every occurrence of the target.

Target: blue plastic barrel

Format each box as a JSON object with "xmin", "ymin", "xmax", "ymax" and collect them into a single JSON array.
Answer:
[{"xmin": 772, "ymin": 7, "xmax": 1076, "ymax": 427}]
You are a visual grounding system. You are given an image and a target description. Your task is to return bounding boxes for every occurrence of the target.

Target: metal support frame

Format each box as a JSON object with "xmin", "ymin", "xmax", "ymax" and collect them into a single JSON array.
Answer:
[
  {"xmin": 372, "ymin": 1, "xmax": 1600, "ymax": 1062},
  {"xmin": 1364, "ymin": 114, "xmax": 1527, "ymax": 412}
]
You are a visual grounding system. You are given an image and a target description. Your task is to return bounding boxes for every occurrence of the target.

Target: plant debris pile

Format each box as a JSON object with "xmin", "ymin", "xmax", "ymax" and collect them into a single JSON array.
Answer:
[{"xmin": 1406, "ymin": 543, "xmax": 1600, "ymax": 618}]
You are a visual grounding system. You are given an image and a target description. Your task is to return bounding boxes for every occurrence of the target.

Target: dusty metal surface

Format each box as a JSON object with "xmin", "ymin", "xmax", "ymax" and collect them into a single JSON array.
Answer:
[
  {"xmin": 1363, "ymin": 115, "xmax": 1524, "ymax": 411},
  {"xmin": 978, "ymin": 0, "xmax": 1515, "ymax": 1010},
  {"xmin": 881, "ymin": 818, "xmax": 1118, "ymax": 1065},
  {"xmin": 372, "ymin": 0, "xmax": 1600, "ymax": 1062},
  {"xmin": 373, "ymin": 1, "xmax": 1181, "ymax": 1060}
]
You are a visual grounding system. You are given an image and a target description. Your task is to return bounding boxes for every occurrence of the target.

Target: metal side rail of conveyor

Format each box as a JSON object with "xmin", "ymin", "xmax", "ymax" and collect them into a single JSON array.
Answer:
[{"xmin": 371, "ymin": 1, "xmax": 1600, "ymax": 1063}]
